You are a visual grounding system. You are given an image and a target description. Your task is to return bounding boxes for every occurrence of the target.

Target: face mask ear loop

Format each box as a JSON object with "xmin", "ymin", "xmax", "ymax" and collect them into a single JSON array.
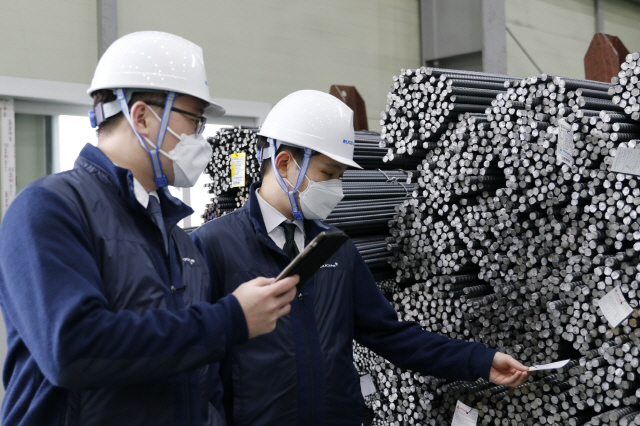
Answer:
[
  {"xmin": 287, "ymin": 148, "xmax": 311, "ymax": 220},
  {"xmin": 156, "ymin": 92, "xmax": 176, "ymax": 152},
  {"xmin": 268, "ymin": 138, "xmax": 290, "ymax": 194},
  {"xmin": 268, "ymin": 138, "xmax": 309, "ymax": 220},
  {"xmin": 115, "ymin": 88, "xmax": 170, "ymax": 188},
  {"xmin": 295, "ymin": 148, "xmax": 312, "ymax": 188},
  {"xmin": 151, "ymin": 91, "xmax": 176, "ymax": 187}
]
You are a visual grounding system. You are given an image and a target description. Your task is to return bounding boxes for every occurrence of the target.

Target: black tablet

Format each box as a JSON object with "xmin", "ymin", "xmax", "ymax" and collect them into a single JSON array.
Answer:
[{"xmin": 274, "ymin": 231, "xmax": 349, "ymax": 288}]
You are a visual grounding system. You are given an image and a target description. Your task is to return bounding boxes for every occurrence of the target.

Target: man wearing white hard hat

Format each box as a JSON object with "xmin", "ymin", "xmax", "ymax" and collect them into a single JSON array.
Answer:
[
  {"xmin": 192, "ymin": 90, "xmax": 530, "ymax": 425},
  {"xmin": 0, "ymin": 31, "xmax": 297, "ymax": 426}
]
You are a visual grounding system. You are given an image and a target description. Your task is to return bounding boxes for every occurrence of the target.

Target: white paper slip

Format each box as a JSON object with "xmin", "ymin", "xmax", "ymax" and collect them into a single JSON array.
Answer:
[
  {"xmin": 451, "ymin": 400, "xmax": 478, "ymax": 426},
  {"xmin": 611, "ymin": 146, "xmax": 640, "ymax": 176},
  {"xmin": 556, "ymin": 119, "xmax": 574, "ymax": 167},
  {"xmin": 598, "ymin": 286, "xmax": 634, "ymax": 328},
  {"xmin": 529, "ymin": 359, "xmax": 570, "ymax": 371},
  {"xmin": 360, "ymin": 374, "xmax": 376, "ymax": 397}
]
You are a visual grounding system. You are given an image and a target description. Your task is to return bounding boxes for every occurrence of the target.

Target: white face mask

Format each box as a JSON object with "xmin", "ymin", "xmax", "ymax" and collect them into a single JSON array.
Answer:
[
  {"xmin": 145, "ymin": 108, "xmax": 213, "ymax": 188},
  {"xmin": 284, "ymin": 160, "xmax": 344, "ymax": 220}
]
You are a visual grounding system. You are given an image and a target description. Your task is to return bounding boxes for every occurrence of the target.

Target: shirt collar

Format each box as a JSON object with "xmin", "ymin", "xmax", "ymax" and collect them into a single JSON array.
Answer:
[
  {"xmin": 132, "ymin": 177, "xmax": 159, "ymax": 208},
  {"xmin": 111, "ymin": 157, "xmax": 158, "ymax": 209},
  {"xmin": 255, "ymin": 188, "xmax": 303, "ymax": 234}
]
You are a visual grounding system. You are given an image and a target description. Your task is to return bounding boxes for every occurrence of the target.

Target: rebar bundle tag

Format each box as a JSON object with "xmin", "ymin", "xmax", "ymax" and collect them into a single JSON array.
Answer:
[
  {"xmin": 451, "ymin": 400, "xmax": 478, "ymax": 426},
  {"xmin": 556, "ymin": 119, "xmax": 574, "ymax": 167},
  {"xmin": 359, "ymin": 374, "xmax": 376, "ymax": 397},
  {"xmin": 230, "ymin": 152, "xmax": 246, "ymax": 188},
  {"xmin": 597, "ymin": 286, "xmax": 634, "ymax": 328},
  {"xmin": 612, "ymin": 146, "xmax": 640, "ymax": 176},
  {"xmin": 528, "ymin": 359, "xmax": 570, "ymax": 371}
]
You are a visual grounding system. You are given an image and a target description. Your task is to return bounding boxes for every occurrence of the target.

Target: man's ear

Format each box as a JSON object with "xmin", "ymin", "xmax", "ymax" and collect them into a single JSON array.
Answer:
[
  {"xmin": 129, "ymin": 101, "xmax": 154, "ymax": 137},
  {"xmin": 274, "ymin": 151, "xmax": 293, "ymax": 177}
]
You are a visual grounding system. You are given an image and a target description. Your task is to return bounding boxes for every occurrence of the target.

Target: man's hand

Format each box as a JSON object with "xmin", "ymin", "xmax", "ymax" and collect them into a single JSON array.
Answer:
[
  {"xmin": 232, "ymin": 276, "xmax": 299, "ymax": 338},
  {"xmin": 489, "ymin": 352, "xmax": 529, "ymax": 387}
]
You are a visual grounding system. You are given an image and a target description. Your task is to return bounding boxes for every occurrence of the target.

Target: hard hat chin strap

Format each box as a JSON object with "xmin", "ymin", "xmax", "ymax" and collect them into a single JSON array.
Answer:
[
  {"xmin": 115, "ymin": 88, "xmax": 176, "ymax": 188},
  {"xmin": 268, "ymin": 137, "xmax": 312, "ymax": 220}
]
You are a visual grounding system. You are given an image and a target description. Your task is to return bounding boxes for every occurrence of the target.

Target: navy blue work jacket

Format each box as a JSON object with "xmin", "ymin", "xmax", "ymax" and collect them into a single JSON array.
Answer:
[{"xmin": 0, "ymin": 144, "xmax": 247, "ymax": 426}]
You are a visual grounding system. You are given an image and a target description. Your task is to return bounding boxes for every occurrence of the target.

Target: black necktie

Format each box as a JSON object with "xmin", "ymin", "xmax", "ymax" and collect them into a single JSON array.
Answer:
[
  {"xmin": 148, "ymin": 196, "xmax": 168, "ymax": 253},
  {"xmin": 280, "ymin": 222, "xmax": 299, "ymax": 259}
]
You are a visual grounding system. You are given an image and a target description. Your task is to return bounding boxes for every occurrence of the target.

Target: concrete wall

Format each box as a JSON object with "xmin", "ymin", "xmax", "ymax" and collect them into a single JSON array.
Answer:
[{"xmin": 506, "ymin": 0, "xmax": 640, "ymax": 78}]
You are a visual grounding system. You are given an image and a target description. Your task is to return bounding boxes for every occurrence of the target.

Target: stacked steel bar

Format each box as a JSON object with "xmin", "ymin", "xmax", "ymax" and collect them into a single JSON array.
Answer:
[
  {"xmin": 355, "ymin": 63, "xmax": 640, "ymax": 425},
  {"xmin": 379, "ymin": 67, "xmax": 521, "ymax": 162},
  {"xmin": 325, "ymin": 168, "xmax": 417, "ymax": 282},
  {"xmin": 326, "ymin": 131, "xmax": 421, "ymax": 282},
  {"xmin": 360, "ymin": 68, "xmax": 519, "ymax": 423},
  {"xmin": 611, "ymin": 52, "xmax": 640, "ymax": 121}
]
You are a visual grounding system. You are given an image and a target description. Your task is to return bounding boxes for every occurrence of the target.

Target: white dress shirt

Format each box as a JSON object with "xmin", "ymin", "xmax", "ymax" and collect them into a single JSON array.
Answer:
[
  {"xmin": 111, "ymin": 159, "xmax": 159, "ymax": 208},
  {"xmin": 256, "ymin": 189, "xmax": 305, "ymax": 253},
  {"xmin": 132, "ymin": 177, "xmax": 160, "ymax": 208}
]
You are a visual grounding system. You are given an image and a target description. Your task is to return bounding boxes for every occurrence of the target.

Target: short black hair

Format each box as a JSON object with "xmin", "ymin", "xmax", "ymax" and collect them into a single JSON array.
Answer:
[{"xmin": 257, "ymin": 135, "xmax": 318, "ymax": 180}]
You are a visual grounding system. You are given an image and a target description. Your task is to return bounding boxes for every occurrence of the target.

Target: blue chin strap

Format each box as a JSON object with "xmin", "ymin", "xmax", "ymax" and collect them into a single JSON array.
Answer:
[
  {"xmin": 115, "ymin": 88, "xmax": 176, "ymax": 189},
  {"xmin": 268, "ymin": 138, "xmax": 312, "ymax": 220}
]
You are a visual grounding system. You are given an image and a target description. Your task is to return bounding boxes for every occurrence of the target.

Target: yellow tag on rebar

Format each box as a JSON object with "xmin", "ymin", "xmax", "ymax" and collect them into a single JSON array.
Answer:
[{"xmin": 230, "ymin": 152, "xmax": 246, "ymax": 188}]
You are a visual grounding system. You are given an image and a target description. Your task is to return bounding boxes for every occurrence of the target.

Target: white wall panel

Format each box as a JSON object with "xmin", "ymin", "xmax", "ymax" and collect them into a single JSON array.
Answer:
[
  {"xmin": 604, "ymin": 0, "xmax": 640, "ymax": 52},
  {"xmin": 0, "ymin": 0, "xmax": 97, "ymax": 84},
  {"xmin": 1, "ymin": 1, "xmax": 420, "ymax": 131},
  {"xmin": 117, "ymin": 0, "xmax": 421, "ymax": 131}
]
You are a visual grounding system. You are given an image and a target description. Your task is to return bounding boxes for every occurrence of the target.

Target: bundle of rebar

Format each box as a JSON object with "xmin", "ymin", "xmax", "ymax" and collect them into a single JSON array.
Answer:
[
  {"xmin": 355, "ymin": 61, "xmax": 640, "ymax": 425},
  {"xmin": 202, "ymin": 126, "xmax": 260, "ymax": 220},
  {"xmin": 326, "ymin": 170, "xmax": 416, "ymax": 282},
  {"xmin": 611, "ymin": 52, "xmax": 640, "ymax": 121}
]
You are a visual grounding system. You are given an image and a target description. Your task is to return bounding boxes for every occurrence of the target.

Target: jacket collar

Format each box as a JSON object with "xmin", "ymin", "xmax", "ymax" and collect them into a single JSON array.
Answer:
[{"xmin": 75, "ymin": 143, "xmax": 193, "ymax": 230}]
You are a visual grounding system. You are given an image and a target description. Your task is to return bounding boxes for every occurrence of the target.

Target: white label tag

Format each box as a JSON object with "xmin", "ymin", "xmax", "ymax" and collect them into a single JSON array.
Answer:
[
  {"xmin": 451, "ymin": 401, "xmax": 478, "ymax": 426},
  {"xmin": 612, "ymin": 147, "xmax": 640, "ymax": 176},
  {"xmin": 0, "ymin": 98, "xmax": 16, "ymax": 218},
  {"xmin": 230, "ymin": 152, "xmax": 246, "ymax": 188},
  {"xmin": 556, "ymin": 119, "xmax": 574, "ymax": 167},
  {"xmin": 529, "ymin": 359, "xmax": 570, "ymax": 371},
  {"xmin": 598, "ymin": 286, "xmax": 634, "ymax": 328},
  {"xmin": 360, "ymin": 374, "xmax": 376, "ymax": 397}
]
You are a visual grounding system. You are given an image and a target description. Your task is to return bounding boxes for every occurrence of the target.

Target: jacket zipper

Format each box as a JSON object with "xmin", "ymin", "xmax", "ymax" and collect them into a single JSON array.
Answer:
[
  {"xmin": 167, "ymin": 239, "xmax": 190, "ymax": 425},
  {"xmin": 298, "ymin": 293, "xmax": 315, "ymax": 426}
]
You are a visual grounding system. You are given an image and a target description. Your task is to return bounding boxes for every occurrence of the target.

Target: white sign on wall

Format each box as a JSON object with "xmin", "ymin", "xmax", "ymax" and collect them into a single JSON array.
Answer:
[{"xmin": 0, "ymin": 98, "xmax": 16, "ymax": 218}]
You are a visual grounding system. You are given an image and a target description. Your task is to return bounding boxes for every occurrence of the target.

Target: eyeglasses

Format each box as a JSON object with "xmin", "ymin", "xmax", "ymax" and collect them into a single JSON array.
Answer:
[{"xmin": 145, "ymin": 101, "xmax": 207, "ymax": 134}]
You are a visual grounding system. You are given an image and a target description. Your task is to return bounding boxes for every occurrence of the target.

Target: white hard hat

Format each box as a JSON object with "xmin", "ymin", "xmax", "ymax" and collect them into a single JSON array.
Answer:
[
  {"xmin": 88, "ymin": 31, "xmax": 224, "ymax": 118},
  {"xmin": 258, "ymin": 90, "xmax": 361, "ymax": 169}
]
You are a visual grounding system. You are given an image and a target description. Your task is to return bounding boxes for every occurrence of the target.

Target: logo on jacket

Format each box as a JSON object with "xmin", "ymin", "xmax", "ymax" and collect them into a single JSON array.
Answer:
[
  {"xmin": 320, "ymin": 262, "xmax": 338, "ymax": 268},
  {"xmin": 182, "ymin": 257, "xmax": 196, "ymax": 265}
]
